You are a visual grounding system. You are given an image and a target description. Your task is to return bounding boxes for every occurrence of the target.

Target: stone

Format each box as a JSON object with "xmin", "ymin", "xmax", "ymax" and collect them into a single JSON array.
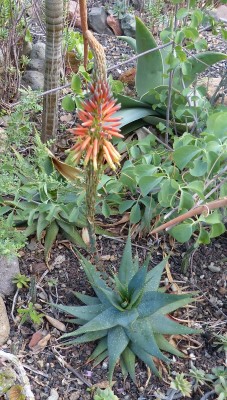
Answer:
[
  {"xmin": 120, "ymin": 14, "xmax": 136, "ymax": 37},
  {"xmin": 212, "ymin": 5, "xmax": 227, "ymax": 23},
  {"xmin": 22, "ymin": 40, "xmax": 32, "ymax": 57},
  {"xmin": 88, "ymin": 7, "xmax": 113, "ymax": 35},
  {"xmin": 0, "ymin": 296, "xmax": 10, "ymax": 346},
  {"xmin": 107, "ymin": 15, "xmax": 123, "ymax": 35},
  {"xmin": 0, "ymin": 256, "xmax": 20, "ymax": 296},
  {"xmin": 27, "ymin": 58, "xmax": 45, "ymax": 73},
  {"xmin": 30, "ymin": 41, "xmax": 46, "ymax": 60},
  {"xmin": 22, "ymin": 71, "xmax": 44, "ymax": 90}
]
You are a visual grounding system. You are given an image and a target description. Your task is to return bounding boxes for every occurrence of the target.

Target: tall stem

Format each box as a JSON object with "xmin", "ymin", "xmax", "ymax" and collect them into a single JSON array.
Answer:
[{"xmin": 86, "ymin": 162, "xmax": 99, "ymax": 260}]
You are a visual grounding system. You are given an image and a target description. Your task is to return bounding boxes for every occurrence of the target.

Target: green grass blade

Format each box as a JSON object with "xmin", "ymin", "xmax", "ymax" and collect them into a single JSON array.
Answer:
[{"xmin": 44, "ymin": 220, "xmax": 59, "ymax": 263}]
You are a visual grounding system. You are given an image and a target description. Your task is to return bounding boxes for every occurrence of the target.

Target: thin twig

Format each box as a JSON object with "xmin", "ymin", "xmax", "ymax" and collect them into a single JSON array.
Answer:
[
  {"xmin": 142, "ymin": 127, "xmax": 173, "ymax": 151},
  {"xmin": 52, "ymin": 351, "xmax": 92, "ymax": 387},
  {"xmin": 11, "ymin": 287, "xmax": 19, "ymax": 323},
  {"xmin": 10, "ymin": 41, "xmax": 174, "ymax": 106},
  {"xmin": 150, "ymin": 197, "xmax": 227, "ymax": 235}
]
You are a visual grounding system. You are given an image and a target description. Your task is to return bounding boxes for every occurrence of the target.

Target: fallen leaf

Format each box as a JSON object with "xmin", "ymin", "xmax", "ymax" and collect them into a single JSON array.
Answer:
[
  {"xmin": 31, "ymin": 333, "xmax": 51, "ymax": 353},
  {"xmin": 100, "ymin": 255, "xmax": 117, "ymax": 261},
  {"xmin": 45, "ymin": 315, "xmax": 66, "ymax": 332},
  {"xmin": 29, "ymin": 331, "xmax": 43, "ymax": 349}
]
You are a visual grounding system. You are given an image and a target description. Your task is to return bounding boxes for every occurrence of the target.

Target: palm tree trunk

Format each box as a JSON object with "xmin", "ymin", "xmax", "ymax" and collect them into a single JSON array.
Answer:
[{"xmin": 41, "ymin": 0, "xmax": 63, "ymax": 142}]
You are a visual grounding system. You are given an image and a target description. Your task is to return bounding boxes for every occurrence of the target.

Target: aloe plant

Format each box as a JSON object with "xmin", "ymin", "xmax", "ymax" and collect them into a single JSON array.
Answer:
[
  {"xmin": 116, "ymin": 18, "xmax": 227, "ymax": 134},
  {"xmin": 56, "ymin": 236, "xmax": 200, "ymax": 383}
]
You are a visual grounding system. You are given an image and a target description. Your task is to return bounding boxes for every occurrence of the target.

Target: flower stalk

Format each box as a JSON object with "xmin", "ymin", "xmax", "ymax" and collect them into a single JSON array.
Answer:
[{"xmin": 68, "ymin": 18, "xmax": 122, "ymax": 257}]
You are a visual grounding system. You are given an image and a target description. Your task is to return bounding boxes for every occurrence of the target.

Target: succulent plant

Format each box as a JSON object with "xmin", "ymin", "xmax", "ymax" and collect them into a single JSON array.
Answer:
[
  {"xmin": 94, "ymin": 387, "xmax": 119, "ymax": 400},
  {"xmin": 56, "ymin": 236, "xmax": 199, "ymax": 383}
]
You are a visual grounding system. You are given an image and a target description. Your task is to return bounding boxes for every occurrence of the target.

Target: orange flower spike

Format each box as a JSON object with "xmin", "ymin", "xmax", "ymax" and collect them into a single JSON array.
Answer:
[
  {"xmin": 80, "ymin": 136, "xmax": 91, "ymax": 151},
  {"xmin": 84, "ymin": 144, "xmax": 94, "ymax": 166},
  {"xmin": 103, "ymin": 146, "xmax": 116, "ymax": 170},
  {"xmin": 103, "ymin": 140, "xmax": 121, "ymax": 161}
]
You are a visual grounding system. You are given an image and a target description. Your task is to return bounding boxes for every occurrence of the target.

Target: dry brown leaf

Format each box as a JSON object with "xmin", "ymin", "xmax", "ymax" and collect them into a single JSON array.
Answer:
[
  {"xmin": 45, "ymin": 315, "xmax": 66, "ymax": 332},
  {"xmin": 31, "ymin": 333, "xmax": 51, "ymax": 353},
  {"xmin": 47, "ymin": 149, "xmax": 82, "ymax": 182},
  {"xmin": 29, "ymin": 331, "xmax": 43, "ymax": 349},
  {"xmin": 100, "ymin": 213, "xmax": 130, "ymax": 228},
  {"xmin": 92, "ymin": 380, "xmax": 116, "ymax": 389},
  {"xmin": 7, "ymin": 385, "xmax": 25, "ymax": 400}
]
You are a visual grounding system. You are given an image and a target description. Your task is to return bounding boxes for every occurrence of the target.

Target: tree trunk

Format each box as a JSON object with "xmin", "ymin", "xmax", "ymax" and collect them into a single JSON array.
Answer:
[{"xmin": 41, "ymin": 0, "xmax": 63, "ymax": 142}]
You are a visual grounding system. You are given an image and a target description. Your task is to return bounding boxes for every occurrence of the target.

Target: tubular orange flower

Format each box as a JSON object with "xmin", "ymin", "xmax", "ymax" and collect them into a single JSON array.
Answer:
[{"xmin": 68, "ymin": 80, "xmax": 123, "ymax": 170}]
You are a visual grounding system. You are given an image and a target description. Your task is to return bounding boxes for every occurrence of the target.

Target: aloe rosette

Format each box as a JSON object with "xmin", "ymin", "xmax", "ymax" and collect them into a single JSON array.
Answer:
[{"xmin": 56, "ymin": 237, "xmax": 199, "ymax": 382}]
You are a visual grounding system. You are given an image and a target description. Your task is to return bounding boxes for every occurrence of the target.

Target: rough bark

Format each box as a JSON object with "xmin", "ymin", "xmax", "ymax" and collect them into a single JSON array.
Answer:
[{"xmin": 41, "ymin": 0, "xmax": 63, "ymax": 142}]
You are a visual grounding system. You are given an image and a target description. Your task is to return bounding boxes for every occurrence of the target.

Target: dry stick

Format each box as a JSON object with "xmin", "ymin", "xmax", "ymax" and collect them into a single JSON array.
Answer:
[
  {"xmin": 12, "ymin": 40, "xmax": 173, "ymax": 105},
  {"xmin": 53, "ymin": 351, "xmax": 92, "ymax": 387},
  {"xmin": 79, "ymin": 0, "xmax": 88, "ymax": 70},
  {"xmin": 0, "ymin": 350, "xmax": 35, "ymax": 400},
  {"xmin": 150, "ymin": 198, "xmax": 227, "ymax": 235}
]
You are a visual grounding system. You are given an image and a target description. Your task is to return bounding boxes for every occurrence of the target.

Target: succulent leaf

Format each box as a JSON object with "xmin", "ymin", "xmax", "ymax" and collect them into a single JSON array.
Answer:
[
  {"xmin": 63, "ymin": 330, "xmax": 108, "ymax": 344},
  {"xmin": 54, "ymin": 303, "xmax": 105, "ymax": 321},
  {"xmin": 128, "ymin": 265, "xmax": 147, "ymax": 308},
  {"xmin": 108, "ymin": 326, "xmax": 129, "ymax": 382},
  {"xmin": 58, "ymin": 236, "xmax": 200, "ymax": 382},
  {"xmin": 130, "ymin": 342, "xmax": 161, "ymax": 377},
  {"xmin": 78, "ymin": 253, "xmax": 113, "ymax": 306},
  {"xmin": 118, "ymin": 235, "xmax": 136, "ymax": 285},
  {"xmin": 137, "ymin": 292, "xmax": 193, "ymax": 318},
  {"xmin": 151, "ymin": 314, "xmax": 200, "ymax": 335},
  {"xmin": 120, "ymin": 347, "xmax": 136, "ymax": 383},
  {"xmin": 155, "ymin": 334, "xmax": 185, "ymax": 358},
  {"xmin": 144, "ymin": 259, "xmax": 168, "ymax": 291},
  {"xmin": 73, "ymin": 291, "xmax": 101, "ymax": 305},
  {"xmin": 92, "ymin": 350, "xmax": 109, "ymax": 367},
  {"xmin": 89, "ymin": 337, "xmax": 108, "ymax": 362},
  {"xmin": 126, "ymin": 319, "xmax": 169, "ymax": 362}
]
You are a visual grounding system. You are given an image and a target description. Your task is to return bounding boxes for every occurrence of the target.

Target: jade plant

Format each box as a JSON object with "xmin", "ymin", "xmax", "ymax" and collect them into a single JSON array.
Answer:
[
  {"xmin": 116, "ymin": 17, "xmax": 227, "ymax": 134},
  {"xmin": 56, "ymin": 236, "xmax": 199, "ymax": 383}
]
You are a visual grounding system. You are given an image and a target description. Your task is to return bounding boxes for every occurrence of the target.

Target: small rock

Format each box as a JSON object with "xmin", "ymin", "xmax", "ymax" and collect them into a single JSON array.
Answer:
[
  {"xmin": 212, "ymin": 5, "xmax": 227, "ymax": 23},
  {"xmin": 218, "ymin": 287, "xmax": 227, "ymax": 295},
  {"xmin": 30, "ymin": 41, "xmax": 46, "ymax": 60},
  {"xmin": 120, "ymin": 14, "xmax": 136, "ymax": 37},
  {"xmin": 107, "ymin": 15, "xmax": 123, "ymax": 35},
  {"xmin": 47, "ymin": 389, "xmax": 59, "ymax": 400},
  {"xmin": 22, "ymin": 71, "xmax": 44, "ymax": 90},
  {"xmin": 22, "ymin": 40, "xmax": 32, "ymax": 56},
  {"xmin": 88, "ymin": 7, "xmax": 113, "ymax": 35},
  {"xmin": 0, "ymin": 295, "xmax": 10, "ymax": 346},
  {"xmin": 27, "ymin": 58, "xmax": 45, "ymax": 73},
  {"xmin": 69, "ymin": 392, "xmax": 80, "ymax": 400},
  {"xmin": 45, "ymin": 315, "xmax": 66, "ymax": 332},
  {"xmin": 0, "ymin": 255, "xmax": 20, "ymax": 296},
  {"xmin": 0, "ymin": 367, "xmax": 16, "ymax": 395},
  {"xmin": 208, "ymin": 263, "xmax": 221, "ymax": 273}
]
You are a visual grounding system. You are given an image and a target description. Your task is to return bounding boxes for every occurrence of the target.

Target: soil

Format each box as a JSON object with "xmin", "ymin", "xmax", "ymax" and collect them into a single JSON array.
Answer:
[{"xmin": 1, "ymin": 1, "xmax": 227, "ymax": 399}]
